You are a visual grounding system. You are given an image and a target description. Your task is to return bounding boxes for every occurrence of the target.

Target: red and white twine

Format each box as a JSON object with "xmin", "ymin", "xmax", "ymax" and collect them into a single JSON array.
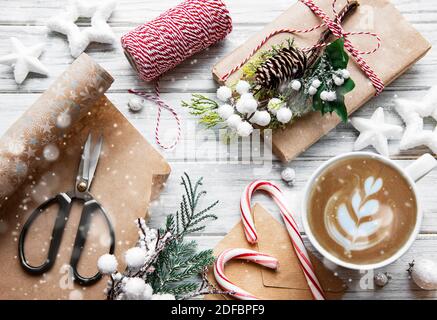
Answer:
[
  {"xmin": 239, "ymin": 180, "xmax": 326, "ymax": 300},
  {"xmin": 121, "ymin": 0, "xmax": 232, "ymax": 149},
  {"xmin": 221, "ymin": 0, "xmax": 384, "ymax": 95},
  {"xmin": 214, "ymin": 248, "xmax": 279, "ymax": 300}
]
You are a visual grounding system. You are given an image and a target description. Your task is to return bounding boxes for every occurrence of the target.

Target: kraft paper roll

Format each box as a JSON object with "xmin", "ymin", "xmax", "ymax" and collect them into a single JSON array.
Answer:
[
  {"xmin": 0, "ymin": 54, "xmax": 171, "ymax": 299},
  {"xmin": 0, "ymin": 54, "xmax": 113, "ymax": 207}
]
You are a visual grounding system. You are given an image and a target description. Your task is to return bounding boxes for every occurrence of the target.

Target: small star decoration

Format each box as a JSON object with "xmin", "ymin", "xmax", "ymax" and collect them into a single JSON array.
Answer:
[
  {"xmin": 47, "ymin": 0, "xmax": 117, "ymax": 58},
  {"xmin": 350, "ymin": 107, "xmax": 403, "ymax": 157},
  {"xmin": 0, "ymin": 37, "xmax": 49, "ymax": 84},
  {"xmin": 395, "ymin": 86, "xmax": 437, "ymax": 154}
]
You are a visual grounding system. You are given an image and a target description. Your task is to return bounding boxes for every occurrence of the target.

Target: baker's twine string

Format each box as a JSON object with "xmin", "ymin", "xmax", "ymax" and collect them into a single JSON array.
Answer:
[
  {"xmin": 240, "ymin": 180, "xmax": 326, "ymax": 300},
  {"xmin": 221, "ymin": 0, "xmax": 384, "ymax": 95},
  {"xmin": 122, "ymin": 0, "xmax": 232, "ymax": 149},
  {"xmin": 129, "ymin": 82, "xmax": 182, "ymax": 150}
]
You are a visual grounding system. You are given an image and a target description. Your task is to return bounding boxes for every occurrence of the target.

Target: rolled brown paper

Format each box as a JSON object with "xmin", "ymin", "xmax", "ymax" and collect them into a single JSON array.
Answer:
[
  {"xmin": 0, "ymin": 54, "xmax": 171, "ymax": 299},
  {"xmin": 0, "ymin": 54, "xmax": 113, "ymax": 208}
]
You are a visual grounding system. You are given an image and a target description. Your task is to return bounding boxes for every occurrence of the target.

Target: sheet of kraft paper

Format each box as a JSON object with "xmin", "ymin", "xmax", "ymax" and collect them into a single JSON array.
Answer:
[
  {"xmin": 0, "ymin": 54, "xmax": 170, "ymax": 299},
  {"xmin": 213, "ymin": 0, "xmax": 431, "ymax": 162}
]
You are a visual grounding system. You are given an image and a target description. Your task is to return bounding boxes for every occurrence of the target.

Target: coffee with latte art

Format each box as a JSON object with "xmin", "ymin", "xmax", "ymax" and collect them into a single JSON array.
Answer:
[{"xmin": 307, "ymin": 157, "xmax": 417, "ymax": 265}]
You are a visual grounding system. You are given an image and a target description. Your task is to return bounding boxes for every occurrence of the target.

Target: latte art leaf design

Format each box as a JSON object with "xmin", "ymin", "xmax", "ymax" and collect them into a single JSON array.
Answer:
[
  {"xmin": 364, "ymin": 177, "xmax": 383, "ymax": 197},
  {"xmin": 325, "ymin": 176, "xmax": 393, "ymax": 252}
]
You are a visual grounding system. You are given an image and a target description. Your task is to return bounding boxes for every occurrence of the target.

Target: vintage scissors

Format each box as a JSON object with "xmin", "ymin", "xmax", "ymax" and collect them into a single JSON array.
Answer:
[{"xmin": 18, "ymin": 133, "xmax": 115, "ymax": 286}]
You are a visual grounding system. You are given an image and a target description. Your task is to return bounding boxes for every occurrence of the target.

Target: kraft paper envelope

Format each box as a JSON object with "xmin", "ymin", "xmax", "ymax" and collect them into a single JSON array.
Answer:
[
  {"xmin": 206, "ymin": 203, "xmax": 346, "ymax": 300},
  {"xmin": 0, "ymin": 54, "xmax": 171, "ymax": 299},
  {"xmin": 213, "ymin": 0, "xmax": 431, "ymax": 162}
]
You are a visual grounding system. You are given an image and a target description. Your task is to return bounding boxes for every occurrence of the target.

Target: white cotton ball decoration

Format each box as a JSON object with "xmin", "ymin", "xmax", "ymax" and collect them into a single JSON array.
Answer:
[
  {"xmin": 236, "ymin": 99, "xmax": 247, "ymax": 114},
  {"xmin": 291, "ymin": 80, "xmax": 302, "ymax": 91},
  {"xmin": 312, "ymin": 79, "xmax": 321, "ymax": 88},
  {"xmin": 327, "ymin": 91, "xmax": 337, "ymax": 101},
  {"xmin": 128, "ymin": 97, "xmax": 144, "ymax": 112},
  {"xmin": 341, "ymin": 69, "xmax": 350, "ymax": 79},
  {"xmin": 267, "ymin": 98, "xmax": 284, "ymax": 115},
  {"xmin": 217, "ymin": 86, "xmax": 232, "ymax": 102},
  {"xmin": 123, "ymin": 277, "xmax": 148, "ymax": 300},
  {"xmin": 237, "ymin": 121, "xmax": 254, "ymax": 137},
  {"xmin": 217, "ymin": 104, "xmax": 234, "ymax": 120},
  {"xmin": 240, "ymin": 92, "xmax": 254, "ymax": 101},
  {"xmin": 152, "ymin": 293, "xmax": 176, "ymax": 300},
  {"xmin": 125, "ymin": 247, "xmax": 146, "ymax": 269},
  {"xmin": 276, "ymin": 108, "xmax": 293, "ymax": 124},
  {"xmin": 308, "ymin": 86, "xmax": 318, "ymax": 96},
  {"xmin": 281, "ymin": 167, "xmax": 296, "ymax": 185},
  {"xmin": 142, "ymin": 283, "xmax": 154, "ymax": 300},
  {"xmin": 226, "ymin": 114, "xmax": 242, "ymax": 129},
  {"xmin": 411, "ymin": 258, "xmax": 437, "ymax": 290},
  {"xmin": 243, "ymin": 98, "xmax": 258, "ymax": 114},
  {"xmin": 236, "ymin": 80, "xmax": 251, "ymax": 95},
  {"xmin": 333, "ymin": 76, "xmax": 344, "ymax": 86},
  {"xmin": 252, "ymin": 110, "xmax": 271, "ymax": 127},
  {"xmin": 320, "ymin": 91, "xmax": 329, "ymax": 101},
  {"xmin": 97, "ymin": 254, "xmax": 118, "ymax": 274},
  {"xmin": 374, "ymin": 272, "xmax": 391, "ymax": 287}
]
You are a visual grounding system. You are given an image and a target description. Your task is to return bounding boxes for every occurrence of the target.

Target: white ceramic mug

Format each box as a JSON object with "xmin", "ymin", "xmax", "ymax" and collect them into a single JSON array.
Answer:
[{"xmin": 301, "ymin": 152, "xmax": 437, "ymax": 270}]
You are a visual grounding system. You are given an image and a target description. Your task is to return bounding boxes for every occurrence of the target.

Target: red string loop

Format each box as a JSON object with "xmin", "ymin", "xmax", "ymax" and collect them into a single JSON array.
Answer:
[{"xmin": 221, "ymin": 0, "xmax": 384, "ymax": 95}]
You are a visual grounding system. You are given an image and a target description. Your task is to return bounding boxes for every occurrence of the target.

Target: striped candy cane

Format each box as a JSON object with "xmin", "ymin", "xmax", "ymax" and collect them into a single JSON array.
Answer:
[
  {"xmin": 214, "ymin": 248, "xmax": 279, "ymax": 300},
  {"xmin": 240, "ymin": 180, "xmax": 326, "ymax": 300}
]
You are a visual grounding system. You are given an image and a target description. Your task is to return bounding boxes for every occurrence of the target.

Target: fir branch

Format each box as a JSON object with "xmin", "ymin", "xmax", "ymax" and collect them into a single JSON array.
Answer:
[{"xmin": 147, "ymin": 173, "xmax": 218, "ymax": 298}]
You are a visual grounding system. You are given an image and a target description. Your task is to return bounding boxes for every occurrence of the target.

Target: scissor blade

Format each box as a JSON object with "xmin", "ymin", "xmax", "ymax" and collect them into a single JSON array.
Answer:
[
  {"xmin": 81, "ymin": 134, "xmax": 92, "ymax": 182},
  {"xmin": 87, "ymin": 134, "xmax": 103, "ymax": 189}
]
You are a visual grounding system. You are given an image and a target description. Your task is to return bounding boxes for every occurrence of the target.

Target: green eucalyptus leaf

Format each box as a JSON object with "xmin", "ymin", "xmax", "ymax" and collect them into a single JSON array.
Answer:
[{"xmin": 326, "ymin": 38, "xmax": 349, "ymax": 69}]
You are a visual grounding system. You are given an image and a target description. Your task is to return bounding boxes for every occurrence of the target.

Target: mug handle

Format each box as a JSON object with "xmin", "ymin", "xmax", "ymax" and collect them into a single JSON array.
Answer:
[{"xmin": 405, "ymin": 153, "xmax": 437, "ymax": 182}]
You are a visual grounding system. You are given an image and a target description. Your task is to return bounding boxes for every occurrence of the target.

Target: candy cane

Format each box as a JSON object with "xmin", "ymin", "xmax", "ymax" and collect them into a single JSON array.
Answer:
[
  {"xmin": 213, "ymin": 248, "xmax": 279, "ymax": 300},
  {"xmin": 240, "ymin": 180, "xmax": 326, "ymax": 300}
]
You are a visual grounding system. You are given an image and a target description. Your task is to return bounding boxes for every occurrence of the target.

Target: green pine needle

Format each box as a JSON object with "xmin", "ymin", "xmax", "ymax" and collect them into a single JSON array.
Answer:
[{"xmin": 148, "ymin": 173, "xmax": 218, "ymax": 298}]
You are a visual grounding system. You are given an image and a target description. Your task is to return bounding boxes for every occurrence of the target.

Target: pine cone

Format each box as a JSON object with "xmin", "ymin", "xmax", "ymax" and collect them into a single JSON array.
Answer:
[{"xmin": 255, "ymin": 47, "xmax": 308, "ymax": 90}]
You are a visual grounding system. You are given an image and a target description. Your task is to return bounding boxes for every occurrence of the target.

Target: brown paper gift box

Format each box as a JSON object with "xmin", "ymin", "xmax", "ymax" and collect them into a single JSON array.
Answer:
[
  {"xmin": 213, "ymin": 0, "xmax": 431, "ymax": 162},
  {"xmin": 0, "ymin": 54, "xmax": 171, "ymax": 299},
  {"xmin": 205, "ymin": 204, "xmax": 346, "ymax": 300}
]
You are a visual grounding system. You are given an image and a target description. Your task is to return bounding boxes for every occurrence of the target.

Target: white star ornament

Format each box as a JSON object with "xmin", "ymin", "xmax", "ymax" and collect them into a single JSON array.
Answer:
[
  {"xmin": 395, "ymin": 86, "xmax": 437, "ymax": 154},
  {"xmin": 47, "ymin": 0, "xmax": 117, "ymax": 58},
  {"xmin": 0, "ymin": 37, "xmax": 49, "ymax": 84},
  {"xmin": 350, "ymin": 107, "xmax": 403, "ymax": 157}
]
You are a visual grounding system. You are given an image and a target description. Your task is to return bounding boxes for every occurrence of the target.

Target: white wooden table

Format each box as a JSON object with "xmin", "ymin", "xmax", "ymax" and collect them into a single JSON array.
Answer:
[{"xmin": 1, "ymin": 0, "xmax": 436, "ymax": 300}]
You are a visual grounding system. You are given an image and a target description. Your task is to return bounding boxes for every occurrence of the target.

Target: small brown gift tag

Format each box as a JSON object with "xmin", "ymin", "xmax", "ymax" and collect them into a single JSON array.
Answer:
[
  {"xmin": 213, "ymin": 0, "xmax": 431, "ymax": 162},
  {"xmin": 205, "ymin": 203, "xmax": 345, "ymax": 300},
  {"xmin": 0, "ymin": 54, "xmax": 171, "ymax": 299}
]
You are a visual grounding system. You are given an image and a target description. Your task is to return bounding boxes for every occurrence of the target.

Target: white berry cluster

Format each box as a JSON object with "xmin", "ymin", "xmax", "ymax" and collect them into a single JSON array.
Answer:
[
  {"xmin": 217, "ymin": 81, "xmax": 256, "ymax": 137},
  {"xmin": 216, "ymin": 80, "xmax": 295, "ymax": 134},
  {"xmin": 288, "ymin": 69, "xmax": 350, "ymax": 103},
  {"xmin": 97, "ymin": 218, "xmax": 175, "ymax": 300}
]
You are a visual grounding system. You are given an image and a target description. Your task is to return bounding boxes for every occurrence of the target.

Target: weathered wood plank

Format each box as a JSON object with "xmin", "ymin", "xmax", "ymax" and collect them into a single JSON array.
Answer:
[
  {"xmin": 0, "ymin": 21, "xmax": 435, "ymax": 92},
  {"xmin": 0, "ymin": 90, "xmax": 436, "ymax": 161},
  {"xmin": 1, "ymin": 0, "xmax": 436, "ymax": 26},
  {"xmin": 144, "ymin": 161, "xmax": 437, "ymax": 234}
]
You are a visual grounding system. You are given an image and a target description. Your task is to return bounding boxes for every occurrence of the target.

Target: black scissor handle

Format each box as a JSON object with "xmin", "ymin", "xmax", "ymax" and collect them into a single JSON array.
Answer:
[
  {"xmin": 69, "ymin": 198, "xmax": 115, "ymax": 286},
  {"xmin": 19, "ymin": 193, "xmax": 73, "ymax": 274}
]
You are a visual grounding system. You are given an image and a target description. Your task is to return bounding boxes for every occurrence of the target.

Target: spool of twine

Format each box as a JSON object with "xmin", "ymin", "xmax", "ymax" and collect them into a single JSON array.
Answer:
[
  {"xmin": 121, "ymin": 0, "xmax": 232, "ymax": 150},
  {"xmin": 121, "ymin": 0, "xmax": 232, "ymax": 82}
]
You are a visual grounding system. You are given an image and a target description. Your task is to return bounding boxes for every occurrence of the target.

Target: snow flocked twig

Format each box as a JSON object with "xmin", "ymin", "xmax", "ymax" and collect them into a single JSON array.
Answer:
[{"xmin": 97, "ymin": 173, "xmax": 228, "ymax": 300}]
